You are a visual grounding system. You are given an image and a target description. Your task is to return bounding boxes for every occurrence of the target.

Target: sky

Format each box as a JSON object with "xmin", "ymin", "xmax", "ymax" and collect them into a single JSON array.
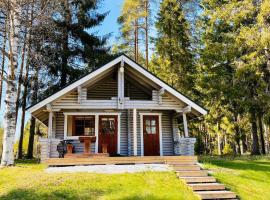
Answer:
[
  {"xmin": 97, "ymin": 0, "xmax": 124, "ymax": 45},
  {"xmin": 0, "ymin": 0, "xmax": 124, "ymax": 139}
]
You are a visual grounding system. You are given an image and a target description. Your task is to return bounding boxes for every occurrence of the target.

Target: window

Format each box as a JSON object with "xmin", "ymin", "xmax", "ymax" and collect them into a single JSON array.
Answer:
[
  {"xmin": 144, "ymin": 117, "xmax": 157, "ymax": 134},
  {"xmin": 73, "ymin": 116, "xmax": 95, "ymax": 136},
  {"xmin": 101, "ymin": 117, "xmax": 116, "ymax": 135}
]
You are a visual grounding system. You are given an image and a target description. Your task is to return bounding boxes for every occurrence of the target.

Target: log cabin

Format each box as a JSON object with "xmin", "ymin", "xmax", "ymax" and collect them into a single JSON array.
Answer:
[{"xmin": 27, "ymin": 54, "xmax": 207, "ymax": 163}]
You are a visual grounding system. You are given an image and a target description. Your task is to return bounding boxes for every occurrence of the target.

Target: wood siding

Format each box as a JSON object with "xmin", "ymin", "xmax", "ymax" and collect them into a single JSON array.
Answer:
[
  {"xmin": 55, "ymin": 112, "xmax": 64, "ymax": 139},
  {"xmin": 124, "ymin": 78, "xmax": 152, "ymax": 100},
  {"xmin": 87, "ymin": 76, "xmax": 117, "ymax": 100},
  {"xmin": 51, "ymin": 109, "xmax": 173, "ymax": 157}
]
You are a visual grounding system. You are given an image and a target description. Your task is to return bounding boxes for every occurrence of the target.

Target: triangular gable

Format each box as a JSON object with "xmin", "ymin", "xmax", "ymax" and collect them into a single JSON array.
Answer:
[{"xmin": 27, "ymin": 54, "xmax": 207, "ymax": 115}]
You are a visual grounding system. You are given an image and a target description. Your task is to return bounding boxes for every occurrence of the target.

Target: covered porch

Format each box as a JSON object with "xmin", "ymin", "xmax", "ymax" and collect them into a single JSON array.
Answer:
[{"xmin": 40, "ymin": 107, "xmax": 196, "ymax": 161}]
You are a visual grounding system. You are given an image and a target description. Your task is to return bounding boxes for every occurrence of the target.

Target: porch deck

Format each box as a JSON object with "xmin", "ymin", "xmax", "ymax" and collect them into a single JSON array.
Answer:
[{"xmin": 44, "ymin": 156, "xmax": 197, "ymax": 167}]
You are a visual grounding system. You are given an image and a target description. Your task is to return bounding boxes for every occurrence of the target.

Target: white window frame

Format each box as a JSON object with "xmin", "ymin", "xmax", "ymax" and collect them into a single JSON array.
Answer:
[
  {"xmin": 139, "ymin": 113, "xmax": 163, "ymax": 156},
  {"xmin": 63, "ymin": 112, "xmax": 121, "ymax": 154}
]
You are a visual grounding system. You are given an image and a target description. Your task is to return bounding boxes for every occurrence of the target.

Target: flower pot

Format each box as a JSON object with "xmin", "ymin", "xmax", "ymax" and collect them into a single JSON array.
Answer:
[
  {"xmin": 102, "ymin": 144, "xmax": 108, "ymax": 153},
  {"xmin": 67, "ymin": 144, "xmax": 73, "ymax": 154}
]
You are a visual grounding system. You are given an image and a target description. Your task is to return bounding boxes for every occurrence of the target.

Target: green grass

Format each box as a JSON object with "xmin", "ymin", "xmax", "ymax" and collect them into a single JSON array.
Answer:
[
  {"xmin": 200, "ymin": 155, "xmax": 270, "ymax": 200},
  {"xmin": 0, "ymin": 160, "xmax": 198, "ymax": 200}
]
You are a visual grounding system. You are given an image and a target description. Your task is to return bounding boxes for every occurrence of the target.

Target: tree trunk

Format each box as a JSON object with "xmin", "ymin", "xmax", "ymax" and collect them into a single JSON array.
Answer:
[
  {"xmin": 264, "ymin": 123, "xmax": 269, "ymax": 154},
  {"xmin": 0, "ymin": 17, "xmax": 7, "ymax": 110},
  {"xmin": 60, "ymin": 0, "xmax": 71, "ymax": 87},
  {"xmin": 234, "ymin": 113, "xmax": 241, "ymax": 155},
  {"xmin": 1, "ymin": 3, "xmax": 20, "ymax": 166},
  {"xmin": 27, "ymin": 66, "xmax": 39, "ymax": 159},
  {"xmin": 135, "ymin": 19, "xmax": 139, "ymax": 62},
  {"xmin": 15, "ymin": 31, "xmax": 27, "ymax": 124},
  {"xmin": 217, "ymin": 133, "xmax": 221, "ymax": 155},
  {"xmin": 18, "ymin": 47, "xmax": 31, "ymax": 159},
  {"xmin": 145, "ymin": 0, "xmax": 149, "ymax": 69},
  {"xmin": 27, "ymin": 116, "xmax": 36, "ymax": 159},
  {"xmin": 134, "ymin": 21, "xmax": 137, "ymax": 62},
  {"xmin": 258, "ymin": 114, "xmax": 266, "ymax": 154},
  {"xmin": 250, "ymin": 110, "xmax": 260, "ymax": 155},
  {"xmin": 18, "ymin": 2, "xmax": 34, "ymax": 159}
]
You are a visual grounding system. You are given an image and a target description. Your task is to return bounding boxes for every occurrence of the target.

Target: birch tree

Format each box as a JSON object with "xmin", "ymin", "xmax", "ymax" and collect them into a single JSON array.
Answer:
[{"xmin": 1, "ymin": 0, "xmax": 20, "ymax": 166}]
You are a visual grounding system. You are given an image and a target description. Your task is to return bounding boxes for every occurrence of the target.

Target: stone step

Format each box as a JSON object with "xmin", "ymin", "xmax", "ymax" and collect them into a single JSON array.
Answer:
[
  {"xmin": 177, "ymin": 170, "xmax": 208, "ymax": 177},
  {"xmin": 180, "ymin": 176, "xmax": 216, "ymax": 183},
  {"xmin": 188, "ymin": 183, "xmax": 226, "ymax": 191},
  {"xmin": 172, "ymin": 165, "xmax": 201, "ymax": 171},
  {"xmin": 195, "ymin": 190, "xmax": 237, "ymax": 199}
]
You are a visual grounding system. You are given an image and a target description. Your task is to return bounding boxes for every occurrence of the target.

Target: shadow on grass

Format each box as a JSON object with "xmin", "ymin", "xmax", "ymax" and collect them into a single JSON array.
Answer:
[
  {"xmin": 199, "ymin": 156, "xmax": 270, "ymax": 172},
  {"xmin": 0, "ymin": 188, "xmax": 103, "ymax": 200},
  {"xmin": 0, "ymin": 188, "xmax": 169, "ymax": 200}
]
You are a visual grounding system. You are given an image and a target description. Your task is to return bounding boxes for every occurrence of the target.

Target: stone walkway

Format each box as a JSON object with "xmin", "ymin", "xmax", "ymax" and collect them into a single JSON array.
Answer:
[{"xmin": 45, "ymin": 164, "xmax": 171, "ymax": 174}]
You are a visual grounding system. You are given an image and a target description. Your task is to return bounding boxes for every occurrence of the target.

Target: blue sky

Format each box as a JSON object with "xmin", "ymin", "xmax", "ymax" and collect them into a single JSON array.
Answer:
[{"xmin": 97, "ymin": 0, "xmax": 124, "ymax": 45}]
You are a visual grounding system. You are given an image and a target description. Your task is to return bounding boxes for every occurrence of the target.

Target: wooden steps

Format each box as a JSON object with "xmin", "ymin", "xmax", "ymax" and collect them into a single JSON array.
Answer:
[
  {"xmin": 195, "ymin": 191, "xmax": 237, "ymax": 199},
  {"xmin": 173, "ymin": 165, "xmax": 200, "ymax": 171},
  {"xmin": 177, "ymin": 170, "xmax": 208, "ymax": 177},
  {"xmin": 170, "ymin": 161, "xmax": 238, "ymax": 200},
  {"xmin": 180, "ymin": 176, "xmax": 216, "ymax": 183},
  {"xmin": 188, "ymin": 183, "xmax": 226, "ymax": 191}
]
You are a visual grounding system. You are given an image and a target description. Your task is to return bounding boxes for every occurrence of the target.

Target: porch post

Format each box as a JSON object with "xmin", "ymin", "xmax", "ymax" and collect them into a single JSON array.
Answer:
[
  {"xmin": 118, "ymin": 59, "xmax": 125, "ymax": 109},
  {"xmin": 183, "ymin": 113, "xmax": 189, "ymax": 137},
  {"xmin": 48, "ymin": 112, "xmax": 53, "ymax": 139},
  {"xmin": 64, "ymin": 114, "xmax": 67, "ymax": 139},
  {"xmin": 95, "ymin": 114, "xmax": 99, "ymax": 153},
  {"xmin": 133, "ymin": 108, "xmax": 137, "ymax": 156}
]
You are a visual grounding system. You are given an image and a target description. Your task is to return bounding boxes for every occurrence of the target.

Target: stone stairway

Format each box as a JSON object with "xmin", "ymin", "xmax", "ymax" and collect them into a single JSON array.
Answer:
[{"xmin": 168, "ymin": 160, "xmax": 237, "ymax": 200}]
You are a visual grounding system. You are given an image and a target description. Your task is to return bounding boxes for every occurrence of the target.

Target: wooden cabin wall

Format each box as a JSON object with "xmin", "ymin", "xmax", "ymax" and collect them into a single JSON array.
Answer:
[{"xmin": 51, "ymin": 109, "xmax": 174, "ymax": 157}]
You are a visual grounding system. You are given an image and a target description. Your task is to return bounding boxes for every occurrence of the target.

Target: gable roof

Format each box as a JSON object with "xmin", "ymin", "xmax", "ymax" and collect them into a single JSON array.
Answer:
[{"xmin": 27, "ymin": 54, "xmax": 207, "ymax": 115}]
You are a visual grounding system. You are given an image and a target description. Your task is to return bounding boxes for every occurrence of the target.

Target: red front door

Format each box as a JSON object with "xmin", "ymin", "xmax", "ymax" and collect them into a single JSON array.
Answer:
[
  {"xmin": 98, "ymin": 115, "xmax": 118, "ymax": 155},
  {"xmin": 143, "ymin": 115, "xmax": 160, "ymax": 156}
]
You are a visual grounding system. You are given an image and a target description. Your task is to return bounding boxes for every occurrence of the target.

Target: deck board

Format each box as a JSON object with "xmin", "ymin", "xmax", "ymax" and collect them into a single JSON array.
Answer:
[{"xmin": 44, "ymin": 156, "xmax": 197, "ymax": 166}]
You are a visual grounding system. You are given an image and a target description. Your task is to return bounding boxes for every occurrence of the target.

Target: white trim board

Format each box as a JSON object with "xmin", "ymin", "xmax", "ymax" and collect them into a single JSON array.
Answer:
[
  {"xmin": 140, "ymin": 113, "xmax": 163, "ymax": 156},
  {"xmin": 27, "ymin": 56, "xmax": 122, "ymax": 113},
  {"xmin": 27, "ymin": 55, "xmax": 207, "ymax": 115},
  {"xmin": 63, "ymin": 112, "xmax": 121, "ymax": 155}
]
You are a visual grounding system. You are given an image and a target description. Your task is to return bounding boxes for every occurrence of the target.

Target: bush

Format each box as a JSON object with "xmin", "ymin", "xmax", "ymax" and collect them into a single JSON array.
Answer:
[{"xmin": 223, "ymin": 143, "xmax": 233, "ymax": 155}]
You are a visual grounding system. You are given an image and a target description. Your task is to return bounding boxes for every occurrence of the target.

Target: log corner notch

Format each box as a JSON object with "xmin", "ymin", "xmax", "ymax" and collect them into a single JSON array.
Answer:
[
  {"xmin": 158, "ymin": 88, "xmax": 165, "ymax": 105},
  {"xmin": 77, "ymin": 85, "xmax": 82, "ymax": 104},
  {"xmin": 175, "ymin": 106, "xmax": 191, "ymax": 138},
  {"xmin": 46, "ymin": 103, "xmax": 53, "ymax": 138},
  {"xmin": 118, "ymin": 59, "xmax": 125, "ymax": 109}
]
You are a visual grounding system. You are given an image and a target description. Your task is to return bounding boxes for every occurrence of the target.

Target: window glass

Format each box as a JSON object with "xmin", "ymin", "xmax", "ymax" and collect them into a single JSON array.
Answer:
[
  {"xmin": 73, "ymin": 116, "xmax": 95, "ymax": 136},
  {"xmin": 151, "ymin": 126, "xmax": 156, "ymax": 134},
  {"xmin": 101, "ymin": 118, "xmax": 115, "ymax": 135},
  {"xmin": 146, "ymin": 126, "xmax": 151, "ymax": 134},
  {"xmin": 144, "ymin": 117, "xmax": 157, "ymax": 134}
]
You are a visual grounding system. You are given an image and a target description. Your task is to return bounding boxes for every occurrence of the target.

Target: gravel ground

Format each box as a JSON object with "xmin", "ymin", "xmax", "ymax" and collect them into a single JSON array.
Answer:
[{"xmin": 45, "ymin": 164, "xmax": 171, "ymax": 174}]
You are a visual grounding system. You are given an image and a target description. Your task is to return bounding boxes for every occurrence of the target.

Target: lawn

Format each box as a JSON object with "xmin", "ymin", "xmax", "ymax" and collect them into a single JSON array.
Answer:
[
  {"xmin": 0, "ymin": 160, "xmax": 198, "ymax": 200},
  {"xmin": 200, "ymin": 156, "xmax": 270, "ymax": 200}
]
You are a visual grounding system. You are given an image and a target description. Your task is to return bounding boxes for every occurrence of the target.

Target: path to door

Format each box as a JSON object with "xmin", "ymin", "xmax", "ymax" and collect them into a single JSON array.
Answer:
[{"xmin": 45, "ymin": 164, "xmax": 170, "ymax": 174}]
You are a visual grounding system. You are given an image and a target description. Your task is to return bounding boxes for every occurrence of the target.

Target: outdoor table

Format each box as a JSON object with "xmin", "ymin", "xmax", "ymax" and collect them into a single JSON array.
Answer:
[{"xmin": 78, "ymin": 136, "xmax": 96, "ymax": 155}]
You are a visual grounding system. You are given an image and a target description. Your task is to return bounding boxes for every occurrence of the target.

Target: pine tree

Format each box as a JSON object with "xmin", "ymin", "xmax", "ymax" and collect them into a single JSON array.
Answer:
[
  {"xmin": 117, "ymin": 0, "xmax": 151, "ymax": 67},
  {"xmin": 153, "ymin": 0, "xmax": 194, "ymax": 96},
  {"xmin": 36, "ymin": 0, "xmax": 111, "ymax": 89},
  {"xmin": 197, "ymin": 0, "xmax": 270, "ymax": 155}
]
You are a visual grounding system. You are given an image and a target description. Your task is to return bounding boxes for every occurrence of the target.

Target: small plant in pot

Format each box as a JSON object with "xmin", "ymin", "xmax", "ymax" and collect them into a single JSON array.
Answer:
[{"xmin": 66, "ymin": 141, "xmax": 73, "ymax": 154}]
